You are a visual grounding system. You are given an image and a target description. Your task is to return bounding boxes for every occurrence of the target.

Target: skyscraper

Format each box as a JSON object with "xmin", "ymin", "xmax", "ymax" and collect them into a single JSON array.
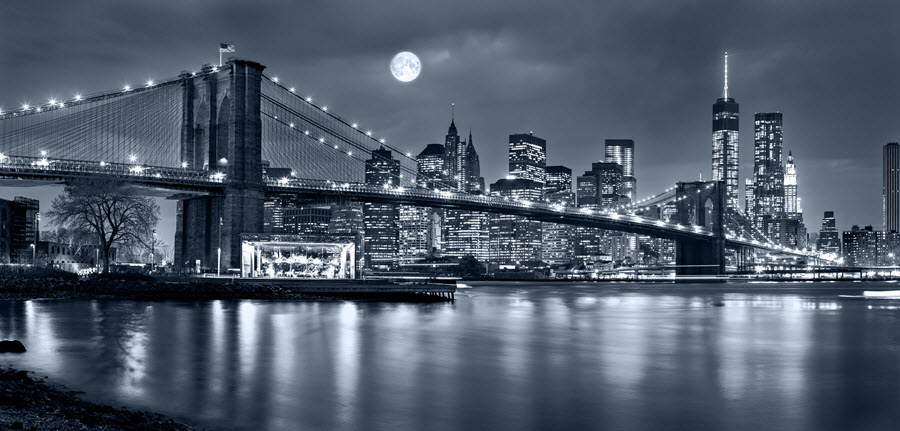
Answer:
[
  {"xmin": 437, "ymin": 115, "xmax": 489, "ymax": 261},
  {"xmin": 416, "ymin": 144, "xmax": 446, "ymax": 189},
  {"xmin": 488, "ymin": 178, "xmax": 543, "ymax": 266},
  {"xmin": 508, "ymin": 133, "xmax": 547, "ymax": 185},
  {"xmin": 398, "ymin": 144, "xmax": 448, "ymax": 263},
  {"xmin": 884, "ymin": 142, "xmax": 900, "ymax": 232},
  {"xmin": 744, "ymin": 178, "xmax": 754, "ymax": 218},
  {"xmin": 817, "ymin": 211, "xmax": 840, "ymax": 256},
  {"xmin": 363, "ymin": 147, "xmax": 400, "ymax": 268},
  {"xmin": 543, "ymin": 165, "xmax": 575, "ymax": 265},
  {"xmin": 712, "ymin": 52, "xmax": 740, "ymax": 209},
  {"xmin": 604, "ymin": 139, "xmax": 636, "ymax": 200},
  {"xmin": 545, "ymin": 165, "xmax": 573, "ymax": 194},
  {"xmin": 464, "ymin": 131, "xmax": 485, "ymax": 193},
  {"xmin": 784, "ymin": 151, "xmax": 798, "ymax": 216},
  {"xmin": 444, "ymin": 111, "xmax": 465, "ymax": 191},
  {"xmin": 752, "ymin": 112, "xmax": 785, "ymax": 235}
]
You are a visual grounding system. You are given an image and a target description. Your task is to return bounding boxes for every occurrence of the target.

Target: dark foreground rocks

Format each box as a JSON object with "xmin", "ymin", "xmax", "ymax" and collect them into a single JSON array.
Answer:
[
  {"xmin": 0, "ymin": 341, "xmax": 26, "ymax": 353},
  {"xmin": 0, "ymin": 367, "xmax": 198, "ymax": 430}
]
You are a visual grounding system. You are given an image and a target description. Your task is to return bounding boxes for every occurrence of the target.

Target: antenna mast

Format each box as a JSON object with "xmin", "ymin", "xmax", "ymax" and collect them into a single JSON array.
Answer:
[{"xmin": 724, "ymin": 52, "xmax": 729, "ymax": 100}]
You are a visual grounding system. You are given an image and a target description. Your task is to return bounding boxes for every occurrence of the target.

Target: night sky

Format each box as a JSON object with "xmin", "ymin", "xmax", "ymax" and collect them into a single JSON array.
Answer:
[{"xmin": 1, "ymin": 0, "xmax": 898, "ymax": 249}]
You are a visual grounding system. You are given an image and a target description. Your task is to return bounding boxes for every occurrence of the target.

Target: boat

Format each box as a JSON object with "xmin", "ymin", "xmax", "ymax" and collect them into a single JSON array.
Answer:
[{"xmin": 863, "ymin": 290, "xmax": 900, "ymax": 298}]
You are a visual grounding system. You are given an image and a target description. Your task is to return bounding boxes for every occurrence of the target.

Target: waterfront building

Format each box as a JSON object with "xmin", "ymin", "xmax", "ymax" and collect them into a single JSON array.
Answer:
[
  {"xmin": 329, "ymin": 204, "xmax": 365, "ymax": 269},
  {"xmin": 817, "ymin": 211, "xmax": 841, "ymax": 257},
  {"xmin": 877, "ymin": 231, "xmax": 900, "ymax": 266},
  {"xmin": 0, "ymin": 197, "xmax": 39, "ymax": 264},
  {"xmin": 884, "ymin": 142, "xmax": 900, "ymax": 232},
  {"xmin": 442, "ymin": 210, "xmax": 489, "ymax": 261},
  {"xmin": 842, "ymin": 225, "xmax": 877, "ymax": 266},
  {"xmin": 263, "ymin": 197, "xmax": 285, "ymax": 233},
  {"xmin": 363, "ymin": 147, "xmax": 400, "ymax": 268},
  {"xmin": 488, "ymin": 178, "xmax": 543, "ymax": 266},
  {"xmin": 543, "ymin": 165, "xmax": 575, "ymax": 265},
  {"xmin": 712, "ymin": 52, "xmax": 740, "ymax": 209},
  {"xmin": 508, "ymin": 133, "xmax": 547, "ymax": 185}
]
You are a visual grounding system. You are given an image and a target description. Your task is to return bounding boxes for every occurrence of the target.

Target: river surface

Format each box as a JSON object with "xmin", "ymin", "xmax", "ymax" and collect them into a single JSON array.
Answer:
[{"xmin": 1, "ymin": 281, "xmax": 900, "ymax": 430}]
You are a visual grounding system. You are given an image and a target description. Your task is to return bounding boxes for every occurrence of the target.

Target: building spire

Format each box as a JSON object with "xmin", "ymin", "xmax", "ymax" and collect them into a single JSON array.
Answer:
[
  {"xmin": 723, "ymin": 51, "xmax": 729, "ymax": 100},
  {"xmin": 448, "ymin": 102, "xmax": 457, "ymax": 135}
]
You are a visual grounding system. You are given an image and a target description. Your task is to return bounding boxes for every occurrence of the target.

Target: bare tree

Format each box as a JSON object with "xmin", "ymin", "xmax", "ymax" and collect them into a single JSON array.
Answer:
[{"xmin": 47, "ymin": 179, "xmax": 160, "ymax": 273}]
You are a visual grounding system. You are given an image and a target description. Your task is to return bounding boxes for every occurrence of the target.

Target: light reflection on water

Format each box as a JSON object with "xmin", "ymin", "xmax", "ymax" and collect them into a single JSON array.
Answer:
[{"xmin": 1, "ymin": 282, "xmax": 899, "ymax": 430}]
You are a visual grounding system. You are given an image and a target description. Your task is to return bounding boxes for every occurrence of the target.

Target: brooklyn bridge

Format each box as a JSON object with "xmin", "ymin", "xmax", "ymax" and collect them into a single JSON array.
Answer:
[{"xmin": 0, "ymin": 58, "xmax": 829, "ymax": 275}]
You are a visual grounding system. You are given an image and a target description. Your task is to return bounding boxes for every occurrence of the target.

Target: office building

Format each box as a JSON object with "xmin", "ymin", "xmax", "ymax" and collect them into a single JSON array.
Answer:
[
  {"xmin": 712, "ymin": 52, "xmax": 740, "ymax": 209},
  {"xmin": 363, "ymin": 147, "xmax": 400, "ymax": 268},
  {"xmin": 488, "ymin": 178, "xmax": 543, "ymax": 266},
  {"xmin": 817, "ymin": 211, "xmax": 840, "ymax": 256},
  {"xmin": 843, "ymin": 225, "xmax": 877, "ymax": 266},
  {"xmin": 751, "ymin": 112, "xmax": 784, "ymax": 228},
  {"xmin": 543, "ymin": 165, "xmax": 575, "ymax": 265},
  {"xmin": 605, "ymin": 139, "xmax": 636, "ymax": 200},
  {"xmin": 884, "ymin": 142, "xmax": 900, "ymax": 232},
  {"xmin": 0, "ymin": 197, "xmax": 39, "ymax": 264},
  {"xmin": 508, "ymin": 133, "xmax": 547, "ymax": 185}
]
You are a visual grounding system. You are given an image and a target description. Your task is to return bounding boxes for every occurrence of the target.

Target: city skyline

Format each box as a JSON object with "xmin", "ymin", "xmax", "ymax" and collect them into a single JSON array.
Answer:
[{"xmin": 1, "ymin": 1, "xmax": 898, "ymax": 242}]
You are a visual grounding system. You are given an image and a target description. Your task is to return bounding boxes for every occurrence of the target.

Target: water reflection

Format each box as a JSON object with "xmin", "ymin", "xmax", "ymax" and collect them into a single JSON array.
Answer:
[{"xmin": 0, "ymin": 283, "xmax": 899, "ymax": 430}]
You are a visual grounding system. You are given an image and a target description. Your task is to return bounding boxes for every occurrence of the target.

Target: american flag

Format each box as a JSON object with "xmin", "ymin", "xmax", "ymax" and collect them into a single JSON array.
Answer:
[{"xmin": 219, "ymin": 43, "xmax": 235, "ymax": 53}]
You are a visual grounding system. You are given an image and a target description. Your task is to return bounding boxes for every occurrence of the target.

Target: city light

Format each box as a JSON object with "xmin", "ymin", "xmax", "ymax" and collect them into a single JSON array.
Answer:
[
  {"xmin": 123, "ymin": 84, "xmax": 131, "ymax": 91},
  {"xmin": 129, "ymin": 155, "xmax": 137, "ymax": 162},
  {"xmin": 74, "ymin": 94, "xmax": 82, "ymax": 101},
  {"xmin": 272, "ymin": 76, "xmax": 279, "ymax": 82},
  {"xmin": 146, "ymin": 79, "xmax": 154, "ymax": 87}
]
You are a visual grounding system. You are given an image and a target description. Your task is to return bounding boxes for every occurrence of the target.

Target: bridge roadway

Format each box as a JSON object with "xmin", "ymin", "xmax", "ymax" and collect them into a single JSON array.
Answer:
[{"xmin": 0, "ymin": 156, "xmax": 819, "ymax": 258}]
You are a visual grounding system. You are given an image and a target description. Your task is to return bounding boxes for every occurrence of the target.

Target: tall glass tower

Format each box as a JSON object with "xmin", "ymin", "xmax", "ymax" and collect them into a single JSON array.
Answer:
[
  {"xmin": 752, "ymin": 112, "xmax": 784, "ymax": 222},
  {"xmin": 884, "ymin": 142, "xmax": 900, "ymax": 232},
  {"xmin": 712, "ymin": 52, "xmax": 740, "ymax": 209},
  {"xmin": 604, "ymin": 139, "xmax": 636, "ymax": 200}
]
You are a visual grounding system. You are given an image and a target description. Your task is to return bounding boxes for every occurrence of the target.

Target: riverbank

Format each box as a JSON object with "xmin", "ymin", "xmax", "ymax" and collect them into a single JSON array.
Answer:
[
  {"xmin": 0, "ymin": 367, "xmax": 198, "ymax": 430},
  {"xmin": 0, "ymin": 274, "xmax": 455, "ymax": 302}
]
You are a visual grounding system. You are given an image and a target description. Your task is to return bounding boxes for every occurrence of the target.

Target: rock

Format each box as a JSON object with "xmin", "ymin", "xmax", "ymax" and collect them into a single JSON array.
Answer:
[
  {"xmin": 0, "ymin": 370, "xmax": 31, "ymax": 381},
  {"xmin": 0, "ymin": 340, "xmax": 26, "ymax": 353}
]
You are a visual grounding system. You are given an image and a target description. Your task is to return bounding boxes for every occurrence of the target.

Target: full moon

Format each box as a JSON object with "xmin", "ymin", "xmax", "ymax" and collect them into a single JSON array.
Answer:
[{"xmin": 390, "ymin": 51, "xmax": 421, "ymax": 82}]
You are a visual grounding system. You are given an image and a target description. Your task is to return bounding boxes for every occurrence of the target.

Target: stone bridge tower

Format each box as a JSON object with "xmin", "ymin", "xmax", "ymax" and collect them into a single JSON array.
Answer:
[
  {"xmin": 674, "ymin": 180, "xmax": 726, "ymax": 275},
  {"xmin": 174, "ymin": 59, "xmax": 265, "ymax": 272}
]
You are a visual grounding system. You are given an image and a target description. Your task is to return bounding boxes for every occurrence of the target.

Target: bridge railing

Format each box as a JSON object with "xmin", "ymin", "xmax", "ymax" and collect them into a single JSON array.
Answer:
[
  {"xmin": 265, "ymin": 177, "xmax": 717, "ymax": 237},
  {"xmin": 0, "ymin": 155, "xmax": 225, "ymax": 186}
]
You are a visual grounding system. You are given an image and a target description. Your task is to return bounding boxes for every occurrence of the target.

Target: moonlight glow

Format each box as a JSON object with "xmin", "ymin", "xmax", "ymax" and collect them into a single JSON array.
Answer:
[{"xmin": 390, "ymin": 51, "xmax": 421, "ymax": 82}]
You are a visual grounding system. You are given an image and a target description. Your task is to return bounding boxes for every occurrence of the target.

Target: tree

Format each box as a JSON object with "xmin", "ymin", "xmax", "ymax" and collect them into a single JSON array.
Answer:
[{"xmin": 47, "ymin": 179, "xmax": 160, "ymax": 274}]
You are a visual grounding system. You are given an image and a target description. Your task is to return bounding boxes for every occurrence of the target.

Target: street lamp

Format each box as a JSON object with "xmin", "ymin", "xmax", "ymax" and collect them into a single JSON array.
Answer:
[
  {"xmin": 217, "ymin": 217, "xmax": 223, "ymax": 277},
  {"xmin": 150, "ymin": 229, "xmax": 157, "ymax": 273}
]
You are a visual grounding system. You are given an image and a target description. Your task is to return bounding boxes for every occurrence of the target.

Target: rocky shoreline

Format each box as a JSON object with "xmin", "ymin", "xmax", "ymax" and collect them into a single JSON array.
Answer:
[
  {"xmin": 0, "ymin": 366, "xmax": 198, "ymax": 430},
  {"xmin": 0, "ymin": 276, "xmax": 454, "ymax": 302}
]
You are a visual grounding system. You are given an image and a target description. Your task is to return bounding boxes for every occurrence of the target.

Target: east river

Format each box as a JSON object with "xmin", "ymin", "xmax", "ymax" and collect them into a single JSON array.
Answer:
[{"xmin": 2, "ymin": 281, "xmax": 900, "ymax": 430}]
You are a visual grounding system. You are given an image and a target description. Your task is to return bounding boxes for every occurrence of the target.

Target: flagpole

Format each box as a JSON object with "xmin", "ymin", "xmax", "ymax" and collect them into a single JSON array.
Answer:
[{"xmin": 219, "ymin": 50, "xmax": 222, "ymax": 67}]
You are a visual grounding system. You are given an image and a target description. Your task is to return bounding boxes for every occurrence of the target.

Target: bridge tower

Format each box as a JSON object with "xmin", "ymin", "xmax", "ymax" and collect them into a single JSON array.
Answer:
[
  {"xmin": 674, "ymin": 181, "xmax": 726, "ymax": 275},
  {"xmin": 174, "ymin": 59, "xmax": 266, "ymax": 272}
]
